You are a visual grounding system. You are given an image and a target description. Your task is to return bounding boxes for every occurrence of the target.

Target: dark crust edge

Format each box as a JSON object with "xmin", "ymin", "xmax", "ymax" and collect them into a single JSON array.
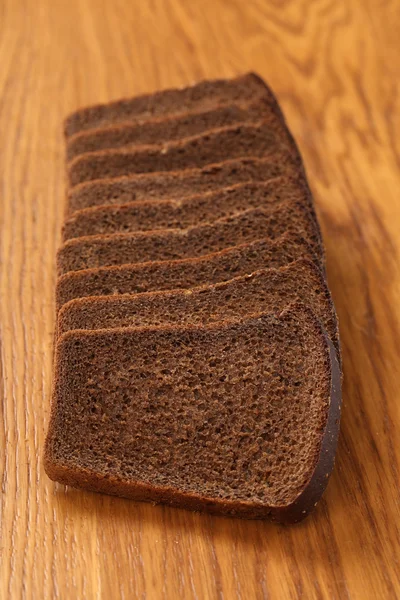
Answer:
[
  {"xmin": 43, "ymin": 329, "xmax": 341, "ymax": 525},
  {"xmin": 268, "ymin": 338, "xmax": 342, "ymax": 523}
]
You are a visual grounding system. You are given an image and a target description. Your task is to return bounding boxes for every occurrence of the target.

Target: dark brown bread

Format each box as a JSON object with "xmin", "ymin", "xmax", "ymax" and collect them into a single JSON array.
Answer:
[
  {"xmin": 58, "ymin": 260, "xmax": 339, "ymax": 353},
  {"xmin": 51, "ymin": 74, "xmax": 341, "ymax": 523},
  {"xmin": 56, "ymin": 233, "xmax": 315, "ymax": 308},
  {"xmin": 57, "ymin": 205, "xmax": 324, "ymax": 275},
  {"xmin": 67, "ymin": 155, "xmax": 301, "ymax": 215},
  {"xmin": 66, "ymin": 98, "xmax": 290, "ymax": 161},
  {"xmin": 64, "ymin": 73, "xmax": 276, "ymax": 137},
  {"xmin": 44, "ymin": 307, "xmax": 342, "ymax": 523},
  {"xmin": 62, "ymin": 179, "xmax": 313, "ymax": 240},
  {"xmin": 67, "ymin": 123, "xmax": 298, "ymax": 186}
]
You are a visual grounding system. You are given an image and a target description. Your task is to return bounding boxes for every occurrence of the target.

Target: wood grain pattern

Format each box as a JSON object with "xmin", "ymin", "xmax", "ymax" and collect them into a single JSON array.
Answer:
[{"xmin": 1, "ymin": 0, "xmax": 399, "ymax": 597}]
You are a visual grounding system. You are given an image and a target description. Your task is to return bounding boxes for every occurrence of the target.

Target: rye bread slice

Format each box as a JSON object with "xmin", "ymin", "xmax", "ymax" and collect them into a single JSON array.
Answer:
[
  {"xmin": 57, "ymin": 205, "xmax": 324, "ymax": 275},
  {"xmin": 62, "ymin": 179, "xmax": 313, "ymax": 240},
  {"xmin": 67, "ymin": 123, "xmax": 298, "ymax": 186},
  {"xmin": 57, "ymin": 260, "xmax": 339, "ymax": 353},
  {"xmin": 66, "ymin": 98, "xmax": 290, "ymax": 161},
  {"xmin": 56, "ymin": 233, "xmax": 315, "ymax": 309},
  {"xmin": 64, "ymin": 73, "xmax": 276, "ymax": 137},
  {"xmin": 44, "ymin": 306, "xmax": 342, "ymax": 523},
  {"xmin": 67, "ymin": 155, "xmax": 302, "ymax": 215}
]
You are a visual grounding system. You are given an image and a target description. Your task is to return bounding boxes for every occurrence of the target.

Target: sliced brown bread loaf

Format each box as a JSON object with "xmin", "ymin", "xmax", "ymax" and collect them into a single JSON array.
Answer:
[
  {"xmin": 57, "ymin": 260, "xmax": 339, "ymax": 353},
  {"xmin": 64, "ymin": 73, "xmax": 277, "ymax": 137},
  {"xmin": 67, "ymin": 155, "xmax": 301, "ymax": 215},
  {"xmin": 56, "ymin": 234, "xmax": 315, "ymax": 308},
  {"xmin": 44, "ymin": 307, "xmax": 341, "ymax": 523},
  {"xmin": 57, "ymin": 205, "xmax": 324, "ymax": 275},
  {"xmin": 62, "ymin": 179, "xmax": 313, "ymax": 240},
  {"xmin": 66, "ymin": 98, "xmax": 290, "ymax": 161},
  {"xmin": 68, "ymin": 123, "xmax": 298, "ymax": 186}
]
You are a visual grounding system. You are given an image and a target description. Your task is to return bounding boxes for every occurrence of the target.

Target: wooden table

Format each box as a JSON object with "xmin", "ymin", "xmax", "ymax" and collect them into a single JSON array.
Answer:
[{"xmin": 1, "ymin": 1, "xmax": 399, "ymax": 598}]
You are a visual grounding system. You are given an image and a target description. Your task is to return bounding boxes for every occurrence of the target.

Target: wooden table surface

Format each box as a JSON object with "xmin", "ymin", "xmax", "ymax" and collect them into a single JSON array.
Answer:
[{"xmin": 1, "ymin": 0, "xmax": 399, "ymax": 598}]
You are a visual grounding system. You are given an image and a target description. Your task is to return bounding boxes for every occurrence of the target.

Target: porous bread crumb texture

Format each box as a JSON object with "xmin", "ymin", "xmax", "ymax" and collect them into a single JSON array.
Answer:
[
  {"xmin": 67, "ymin": 123, "xmax": 299, "ymax": 186},
  {"xmin": 62, "ymin": 179, "xmax": 313, "ymax": 240},
  {"xmin": 58, "ymin": 260, "xmax": 339, "ymax": 354},
  {"xmin": 64, "ymin": 73, "xmax": 275, "ymax": 137},
  {"xmin": 45, "ymin": 310, "xmax": 332, "ymax": 508},
  {"xmin": 57, "ymin": 205, "xmax": 324, "ymax": 275},
  {"xmin": 56, "ymin": 234, "xmax": 315, "ymax": 308},
  {"xmin": 47, "ymin": 73, "xmax": 342, "ymax": 520},
  {"xmin": 66, "ymin": 97, "xmax": 289, "ymax": 161},
  {"xmin": 67, "ymin": 155, "xmax": 302, "ymax": 214}
]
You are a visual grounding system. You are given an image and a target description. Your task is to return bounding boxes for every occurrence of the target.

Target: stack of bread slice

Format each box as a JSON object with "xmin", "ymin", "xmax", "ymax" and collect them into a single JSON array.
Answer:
[{"xmin": 45, "ymin": 74, "xmax": 341, "ymax": 523}]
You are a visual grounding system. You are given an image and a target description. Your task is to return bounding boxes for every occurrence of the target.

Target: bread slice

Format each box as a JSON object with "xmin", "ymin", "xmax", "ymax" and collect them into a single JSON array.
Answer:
[
  {"xmin": 66, "ymin": 98, "xmax": 290, "ymax": 161},
  {"xmin": 56, "ymin": 233, "xmax": 315, "ymax": 308},
  {"xmin": 57, "ymin": 205, "xmax": 324, "ymax": 275},
  {"xmin": 57, "ymin": 260, "xmax": 339, "ymax": 353},
  {"xmin": 64, "ymin": 73, "xmax": 278, "ymax": 137},
  {"xmin": 62, "ymin": 179, "xmax": 313, "ymax": 240},
  {"xmin": 67, "ymin": 155, "xmax": 301, "ymax": 215},
  {"xmin": 44, "ymin": 306, "xmax": 341, "ymax": 523},
  {"xmin": 67, "ymin": 123, "xmax": 298, "ymax": 186}
]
